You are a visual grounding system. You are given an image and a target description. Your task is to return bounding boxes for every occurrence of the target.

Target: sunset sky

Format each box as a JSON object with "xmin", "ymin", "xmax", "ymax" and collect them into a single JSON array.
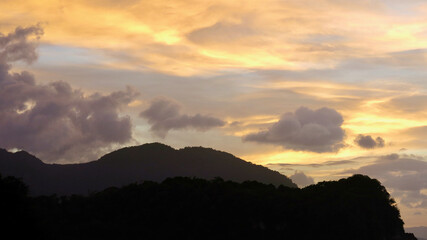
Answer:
[{"xmin": 1, "ymin": 0, "xmax": 427, "ymax": 227}]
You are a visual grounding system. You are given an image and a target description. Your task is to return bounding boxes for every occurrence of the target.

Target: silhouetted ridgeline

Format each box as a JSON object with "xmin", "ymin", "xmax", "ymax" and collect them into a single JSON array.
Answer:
[
  {"xmin": 406, "ymin": 227, "xmax": 427, "ymax": 240},
  {"xmin": 0, "ymin": 174, "xmax": 417, "ymax": 240},
  {"xmin": 0, "ymin": 143, "xmax": 296, "ymax": 195}
]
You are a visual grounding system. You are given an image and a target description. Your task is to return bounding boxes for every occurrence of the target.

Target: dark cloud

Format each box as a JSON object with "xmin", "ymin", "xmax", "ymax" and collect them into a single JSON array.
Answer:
[
  {"xmin": 354, "ymin": 134, "xmax": 385, "ymax": 149},
  {"xmin": 0, "ymin": 24, "xmax": 43, "ymax": 64},
  {"xmin": 140, "ymin": 98, "xmax": 226, "ymax": 138},
  {"xmin": 268, "ymin": 159, "xmax": 354, "ymax": 168},
  {"xmin": 380, "ymin": 153, "xmax": 400, "ymax": 161},
  {"xmin": 289, "ymin": 171, "xmax": 315, "ymax": 187},
  {"xmin": 0, "ymin": 26, "xmax": 139, "ymax": 162},
  {"xmin": 243, "ymin": 107, "xmax": 345, "ymax": 153},
  {"xmin": 344, "ymin": 154, "xmax": 427, "ymax": 209}
]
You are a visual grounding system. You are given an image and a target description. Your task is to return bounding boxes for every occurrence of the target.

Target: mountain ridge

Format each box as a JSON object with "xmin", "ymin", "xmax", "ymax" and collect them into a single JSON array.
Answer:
[{"xmin": 0, "ymin": 142, "xmax": 297, "ymax": 195}]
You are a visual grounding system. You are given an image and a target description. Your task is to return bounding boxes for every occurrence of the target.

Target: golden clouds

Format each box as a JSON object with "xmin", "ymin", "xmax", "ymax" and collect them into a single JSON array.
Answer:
[
  {"xmin": 2, "ymin": 0, "xmax": 427, "ymax": 157},
  {"xmin": 2, "ymin": 0, "xmax": 427, "ymax": 75},
  {"xmin": 223, "ymin": 76, "xmax": 427, "ymax": 168}
]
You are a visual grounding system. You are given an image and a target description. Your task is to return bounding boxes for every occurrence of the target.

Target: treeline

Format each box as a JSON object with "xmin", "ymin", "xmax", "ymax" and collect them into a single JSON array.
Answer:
[{"xmin": 0, "ymin": 174, "xmax": 417, "ymax": 240}]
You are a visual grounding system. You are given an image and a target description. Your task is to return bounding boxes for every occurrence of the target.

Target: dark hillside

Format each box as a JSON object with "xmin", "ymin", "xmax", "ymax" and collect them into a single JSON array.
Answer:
[{"xmin": 0, "ymin": 143, "xmax": 296, "ymax": 195}]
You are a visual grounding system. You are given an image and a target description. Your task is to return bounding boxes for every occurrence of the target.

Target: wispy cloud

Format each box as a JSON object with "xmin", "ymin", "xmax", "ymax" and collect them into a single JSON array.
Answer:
[{"xmin": 2, "ymin": 0, "xmax": 427, "ymax": 75}]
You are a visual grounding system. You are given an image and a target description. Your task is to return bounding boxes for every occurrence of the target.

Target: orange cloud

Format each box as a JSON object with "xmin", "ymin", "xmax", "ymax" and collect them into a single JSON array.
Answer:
[{"xmin": 2, "ymin": 0, "xmax": 427, "ymax": 75}]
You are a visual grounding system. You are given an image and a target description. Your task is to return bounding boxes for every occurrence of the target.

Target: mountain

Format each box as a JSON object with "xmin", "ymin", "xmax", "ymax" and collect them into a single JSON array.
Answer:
[
  {"xmin": 0, "ymin": 143, "xmax": 296, "ymax": 195},
  {"xmin": 406, "ymin": 227, "xmax": 427, "ymax": 240}
]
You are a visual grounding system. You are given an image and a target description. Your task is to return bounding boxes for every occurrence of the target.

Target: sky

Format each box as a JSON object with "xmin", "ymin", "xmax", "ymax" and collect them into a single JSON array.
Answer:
[{"xmin": 0, "ymin": 0, "xmax": 427, "ymax": 227}]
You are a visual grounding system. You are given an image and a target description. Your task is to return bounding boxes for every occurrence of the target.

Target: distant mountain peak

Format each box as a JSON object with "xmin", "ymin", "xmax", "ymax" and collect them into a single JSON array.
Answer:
[
  {"xmin": 14, "ymin": 150, "xmax": 36, "ymax": 158},
  {"xmin": 0, "ymin": 142, "xmax": 297, "ymax": 195},
  {"xmin": 0, "ymin": 149, "xmax": 44, "ymax": 165},
  {"xmin": 107, "ymin": 142, "xmax": 176, "ymax": 154},
  {"xmin": 137, "ymin": 142, "xmax": 176, "ymax": 150}
]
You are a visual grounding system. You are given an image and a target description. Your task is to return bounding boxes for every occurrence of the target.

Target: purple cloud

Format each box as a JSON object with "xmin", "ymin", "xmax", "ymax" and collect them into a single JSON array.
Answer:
[
  {"xmin": 0, "ymin": 26, "xmax": 139, "ymax": 162},
  {"xmin": 140, "ymin": 98, "xmax": 225, "ymax": 138},
  {"xmin": 243, "ymin": 107, "xmax": 345, "ymax": 153},
  {"xmin": 289, "ymin": 171, "xmax": 315, "ymax": 187},
  {"xmin": 354, "ymin": 134, "xmax": 385, "ymax": 149}
]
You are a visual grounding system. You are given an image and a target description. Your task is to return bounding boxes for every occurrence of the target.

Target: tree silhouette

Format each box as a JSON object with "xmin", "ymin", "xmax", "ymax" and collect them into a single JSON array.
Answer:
[
  {"xmin": 0, "ymin": 174, "xmax": 43, "ymax": 239},
  {"xmin": 0, "ymin": 172, "xmax": 418, "ymax": 240}
]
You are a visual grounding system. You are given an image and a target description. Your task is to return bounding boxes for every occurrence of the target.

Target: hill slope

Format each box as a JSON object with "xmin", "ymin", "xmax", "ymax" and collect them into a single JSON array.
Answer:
[{"xmin": 0, "ymin": 143, "xmax": 296, "ymax": 195}]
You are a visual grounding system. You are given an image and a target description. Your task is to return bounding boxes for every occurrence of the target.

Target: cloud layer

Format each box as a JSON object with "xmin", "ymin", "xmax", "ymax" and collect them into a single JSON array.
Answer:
[
  {"xmin": 140, "ymin": 98, "xmax": 225, "ymax": 138},
  {"xmin": 346, "ymin": 154, "xmax": 427, "ymax": 210},
  {"xmin": 2, "ymin": 0, "xmax": 424, "ymax": 76},
  {"xmin": 289, "ymin": 171, "xmax": 315, "ymax": 188},
  {"xmin": 354, "ymin": 134, "xmax": 385, "ymax": 149},
  {"xmin": 243, "ymin": 107, "xmax": 345, "ymax": 153},
  {"xmin": 0, "ymin": 26, "xmax": 138, "ymax": 162}
]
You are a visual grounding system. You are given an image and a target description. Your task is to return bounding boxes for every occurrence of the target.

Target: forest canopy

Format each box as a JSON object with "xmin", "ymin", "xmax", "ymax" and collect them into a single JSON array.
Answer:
[{"xmin": 0, "ymin": 173, "xmax": 417, "ymax": 240}]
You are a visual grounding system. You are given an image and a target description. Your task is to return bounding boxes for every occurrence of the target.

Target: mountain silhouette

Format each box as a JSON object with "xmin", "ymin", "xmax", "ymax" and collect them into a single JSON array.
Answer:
[{"xmin": 0, "ymin": 143, "xmax": 296, "ymax": 195}]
